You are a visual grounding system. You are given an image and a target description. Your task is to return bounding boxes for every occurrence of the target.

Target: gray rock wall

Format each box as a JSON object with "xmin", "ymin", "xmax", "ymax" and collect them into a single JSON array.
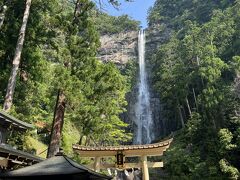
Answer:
[{"xmin": 98, "ymin": 31, "xmax": 138, "ymax": 65}]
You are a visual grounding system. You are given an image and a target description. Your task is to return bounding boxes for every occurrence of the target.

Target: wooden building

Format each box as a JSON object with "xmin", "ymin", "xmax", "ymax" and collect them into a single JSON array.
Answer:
[
  {"xmin": 0, "ymin": 154, "xmax": 112, "ymax": 180},
  {"xmin": 0, "ymin": 111, "xmax": 43, "ymax": 170}
]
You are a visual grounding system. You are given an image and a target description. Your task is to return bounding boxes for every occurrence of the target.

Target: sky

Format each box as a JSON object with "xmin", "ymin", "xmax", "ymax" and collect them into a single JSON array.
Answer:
[{"xmin": 103, "ymin": 0, "xmax": 156, "ymax": 29}]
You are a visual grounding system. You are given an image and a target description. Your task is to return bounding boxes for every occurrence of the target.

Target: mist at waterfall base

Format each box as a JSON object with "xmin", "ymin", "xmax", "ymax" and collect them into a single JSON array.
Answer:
[{"xmin": 133, "ymin": 30, "xmax": 154, "ymax": 145}]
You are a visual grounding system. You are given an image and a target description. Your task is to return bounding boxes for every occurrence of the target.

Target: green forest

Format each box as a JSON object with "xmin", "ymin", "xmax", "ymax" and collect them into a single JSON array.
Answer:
[
  {"xmin": 0, "ymin": 0, "xmax": 240, "ymax": 179},
  {"xmin": 0, "ymin": 0, "xmax": 137, "ymax": 156},
  {"xmin": 148, "ymin": 0, "xmax": 240, "ymax": 179}
]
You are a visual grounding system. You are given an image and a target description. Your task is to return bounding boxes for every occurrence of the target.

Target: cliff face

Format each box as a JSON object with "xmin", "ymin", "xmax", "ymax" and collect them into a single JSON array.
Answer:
[
  {"xmin": 97, "ymin": 31, "xmax": 138, "ymax": 66},
  {"xmin": 145, "ymin": 24, "xmax": 171, "ymax": 56},
  {"xmin": 143, "ymin": 25, "xmax": 172, "ymax": 140},
  {"xmin": 97, "ymin": 26, "xmax": 170, "ymax": 65},
  {"xmin": 97, "ymin": 26, "xmax": 171, "ymax": 142},
  {"xmin": 145, "ymin": 24, "xmax": 172, "ymax": 139}
]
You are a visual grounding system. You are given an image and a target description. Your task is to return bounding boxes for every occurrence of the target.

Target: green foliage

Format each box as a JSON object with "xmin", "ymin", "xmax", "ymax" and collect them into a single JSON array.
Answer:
[
  {"xmin": 164, "ymin": 132, "xmax": 210, "ymax": 179},
  {"xmin": 93, "ymin": 12, "xmax": 140, "ymax": 35},
  {"xmin": 230, "ymin": 56, "xmax": 240, "ymax": 74},
  {"xmin": 219, "ymin": 159, "xmax": 239, "ymax": 179},
  {"xmin": 148, "ymin": 0, "xmax": 235, "ymax": 28},
  {"xmin": 121, "ymin": 59, "xmax": 138, "ymax": 91},
  {"xmin": 219, "ymin": 129, "xmax": 237, "ymax": 152},
  {"xmin": 62, "ymin": 119, "xmax": 80, "ymax": 156},
  {"xmin": 185, "ymin": 113, "xmax": 202, "ymax": 141},
  {"xmin": 148, "ymin": 0, "xmax": 240, "ymax": 178},
  {"xmin": 24, "ymin": 136, "xmax": 48, "ymax": 158},
  {"xmin": 0, "ymin": 0, "xmax": 133, "ymax": 158}
]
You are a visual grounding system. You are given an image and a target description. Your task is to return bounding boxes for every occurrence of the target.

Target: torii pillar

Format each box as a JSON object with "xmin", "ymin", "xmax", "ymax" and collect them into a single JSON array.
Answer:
[
  {"xmin": 141, "ymin": 155, "xmax": 149, "ymax": 180},
  {"xmin": 94, "ymin": 157, "xmax": 101, "ymax": 172}
]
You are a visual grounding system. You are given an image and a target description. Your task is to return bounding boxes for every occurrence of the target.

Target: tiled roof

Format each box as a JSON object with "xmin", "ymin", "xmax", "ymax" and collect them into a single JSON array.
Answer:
[
  {"xmin": 0, "ymin": 111, "xmax": 33, "ymax": 130},
  {"xmin": 0, "ymin": 155, "xmax": 111, "ymax": 179},
  {"xmin": 73, "ymin": 138, "xmax": 173, "ymax": 151},
  {"xmin": 0, "ymin": 144, "xmax": 43, "ymax": 164}
]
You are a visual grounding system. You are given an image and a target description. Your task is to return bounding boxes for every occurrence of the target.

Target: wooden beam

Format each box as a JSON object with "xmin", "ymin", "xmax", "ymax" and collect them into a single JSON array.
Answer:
[
  {"xmin": 86, "ymin": 161, "xmax": 163, "ymax": 170},
  {"xmin": 149, "ymin": 162, "xmax": 163, "ymax": 168},
  {"xmin": 124, "ymin": 162, "xmax": 163, "ymax": 169},
  {"xmin": 10, "ymin": 159, "xmax": 27, "ymax": 165},
  {"xmin": 74, "ymin": 146, "xmax": 169, "ymax": 157}
]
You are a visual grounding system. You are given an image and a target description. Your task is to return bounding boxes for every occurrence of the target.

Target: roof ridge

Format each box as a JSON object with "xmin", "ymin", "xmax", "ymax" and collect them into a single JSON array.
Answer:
[
  {"xmin": 0, "ymin": 110, "xmax": 33, "ymax": 129},
  {"xmin": 63, "ymin": 156, "xmax": 88, "ymax": 171},
  {"xmin": 63, "ymin": 156, "xmax": 112, "ymax": 179},
  {"xmin": 73, "ymin": 138, "xmax": 173, "ymax": 150}
]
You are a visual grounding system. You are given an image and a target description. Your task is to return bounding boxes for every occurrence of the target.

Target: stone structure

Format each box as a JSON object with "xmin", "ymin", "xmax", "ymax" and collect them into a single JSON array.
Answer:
[{"xmin": 0, "ymin": 111, "xmax": 43, "ymax": 170}]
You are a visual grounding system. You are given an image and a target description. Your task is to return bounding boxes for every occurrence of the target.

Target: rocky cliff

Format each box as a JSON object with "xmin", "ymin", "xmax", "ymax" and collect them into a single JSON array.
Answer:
[
  {"xmin": 145, "ymin": 24, "xmax": 172, "ymax": 139},
  {"xmin": 97, "ymin": 25, "xmax": 170, "ymax": 65},
  {"xmin": 97, "ymin": 31, "xmax": 138, "ymax": 66}
]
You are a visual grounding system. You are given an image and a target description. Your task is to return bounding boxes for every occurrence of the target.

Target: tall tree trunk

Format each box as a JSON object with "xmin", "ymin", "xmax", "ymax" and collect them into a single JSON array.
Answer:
[
  {"xmin": 177, "ymin": 100, "xmax": 185, "ymax": 128},
  {"xmin": 185, "ymin": 97, "xmax": 192, "ymax": 116},
  {"xmin": 0, "ymin": 5, "xmax": 7, "ymax": 30},
  {"xmin": 73, "ymin": 0, "xmax": 81, "ymax": 23},
  {"xmin": 196, "ymin": 55, "xmax": 200, "ymax": 66},
  {"xmin": 0, "ymin": 0, "xmax": 12, "ymax": 30},
  {"xmin": 79, "ymin": 135, "xmax": 84, "ymax": 145},
  {"xmin": 182, "ymin": 105, "xmax": 187, "ymax": 120},
  {"xmin": 47, "ymin": 0, "xmax": 82, "ymax": 158},
  {"xmin": 178, "ymin": 106, "xmax": 185, "ymax": 128},
  {"xmin": 3, "ymin": 0, "xmax": 31, "ymax": 112},
  {"xmin": 47, "ymin": 90, "xmax": 66, "ymax": 158},
  {"xmin": 192, "ymin": 88, "xmax": 198, "ymax": 111},
  {"xmin": 196, "ymin": 56, "xmax": 205, "ymax": 87}
]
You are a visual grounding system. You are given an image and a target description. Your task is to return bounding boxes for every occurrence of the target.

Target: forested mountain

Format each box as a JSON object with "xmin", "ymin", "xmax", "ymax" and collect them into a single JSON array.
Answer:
[
  {"xmin": 1, "ymin": 0, "xmax": 240, "ymax": 179},
  {"xmin": 147, "ymin": 0, "xmax": 240, "ymax": 178},
  {"xmin": 0, "ymin": 0, "xmax": 134, "ymax": 156}
]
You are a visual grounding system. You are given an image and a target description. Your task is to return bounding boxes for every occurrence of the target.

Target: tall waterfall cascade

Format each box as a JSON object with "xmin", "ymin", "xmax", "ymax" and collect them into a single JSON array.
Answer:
[{"xmin": 134, "ymin": 30, "xmax": 154, "ymax": 145}]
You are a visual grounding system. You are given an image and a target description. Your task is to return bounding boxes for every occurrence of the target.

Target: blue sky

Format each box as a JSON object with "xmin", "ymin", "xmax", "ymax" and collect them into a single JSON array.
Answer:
[{"xmin": 103, "ymin": 0, "xmax": 156, "ymax": 28}]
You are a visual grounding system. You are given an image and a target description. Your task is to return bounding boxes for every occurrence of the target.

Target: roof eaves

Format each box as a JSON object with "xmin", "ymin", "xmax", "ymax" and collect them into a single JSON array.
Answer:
[
  {"xmin": 72, "ymin": 138, "xmax": 173, "ymax": 151},
  {"xmin": 0, "ymin": 111, "xmax": 33, "ymax": 129},
  {"xmin": 0, "ymin": 144, "xmax": 44, "ymax": 162},
  {"xmin": 63, "ymin": 156, "xmax": 112, "ymax": 179}
]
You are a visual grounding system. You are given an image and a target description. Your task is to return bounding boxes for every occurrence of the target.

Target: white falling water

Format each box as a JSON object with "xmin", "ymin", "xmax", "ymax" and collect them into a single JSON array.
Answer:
[{"xmin": 134, "ymin": 30, "xmax": 153, "ymax": 145}]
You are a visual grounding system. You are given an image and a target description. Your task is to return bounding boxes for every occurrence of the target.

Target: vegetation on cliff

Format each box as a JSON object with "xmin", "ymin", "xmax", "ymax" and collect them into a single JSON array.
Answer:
[
  {"xmin": 94, "ymin": 11, "xmax": 140, "ymax": 35},
  {"xmin": 148, "ymin": 0, "xmax": 240, "ymax": 178}
]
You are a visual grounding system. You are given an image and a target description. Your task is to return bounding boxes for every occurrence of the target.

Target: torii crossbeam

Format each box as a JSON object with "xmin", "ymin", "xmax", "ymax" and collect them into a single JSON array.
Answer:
[{"xmin": 73, "ymin": 138, "xmax": 173, "ymax": 180}]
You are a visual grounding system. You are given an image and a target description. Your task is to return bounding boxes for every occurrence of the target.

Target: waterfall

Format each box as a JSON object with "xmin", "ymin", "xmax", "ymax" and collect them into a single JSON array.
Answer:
[{"xmin": 134, "ymin": 30, "xmax": 153, "ymax": 145}]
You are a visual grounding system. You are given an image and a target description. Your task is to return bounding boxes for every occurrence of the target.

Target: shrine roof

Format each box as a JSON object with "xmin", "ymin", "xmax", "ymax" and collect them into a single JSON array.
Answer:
[
  {"xmin": 73, "ymin": 139, "xmax": 173, "ymax": 157},
  {"xmin": 0, "ymin": 111, "xmax": 33, "ymax": 130}
]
